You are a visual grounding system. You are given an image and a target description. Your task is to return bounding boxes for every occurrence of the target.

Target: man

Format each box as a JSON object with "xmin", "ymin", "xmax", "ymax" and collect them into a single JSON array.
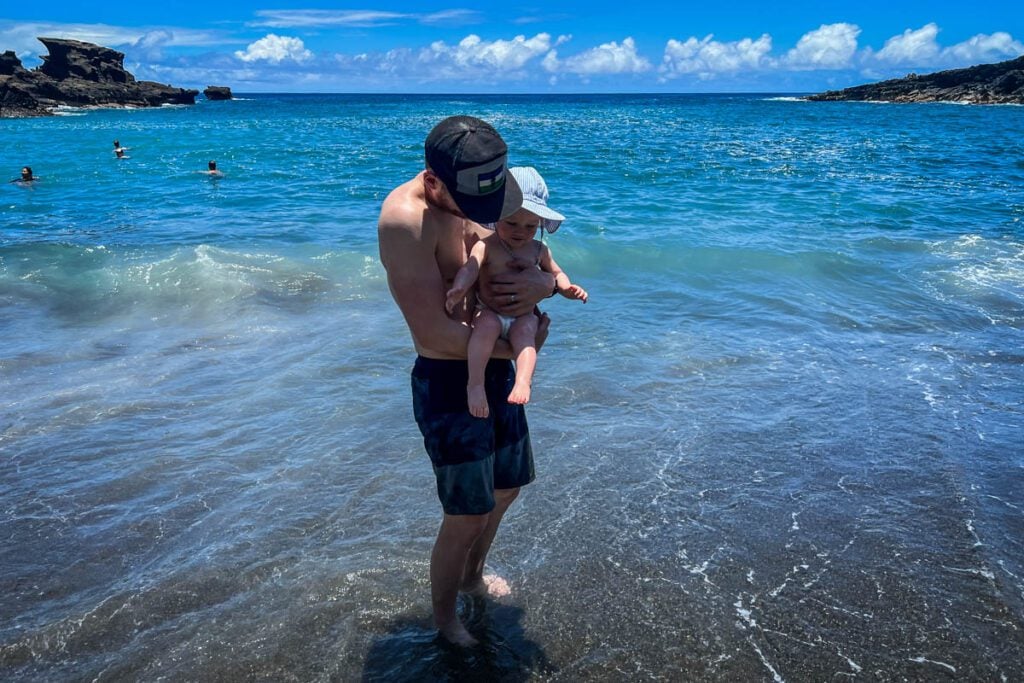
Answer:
[
  {"xmin": 204, "ymin": 160, "xmax": 223, "ymax": 177},
  {"xmin": 378, "ymin": 116, "xmax": 555, "ymax": 646}
]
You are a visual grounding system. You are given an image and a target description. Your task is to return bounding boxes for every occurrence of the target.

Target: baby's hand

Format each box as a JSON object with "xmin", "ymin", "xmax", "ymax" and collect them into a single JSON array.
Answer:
[
  {"xmin": 445, "ymin": 286, "xmax": 467, "ymax": 314},
  {"xmin": 563, "ymin": 284, "xmax": 588, "ymax": 303}
]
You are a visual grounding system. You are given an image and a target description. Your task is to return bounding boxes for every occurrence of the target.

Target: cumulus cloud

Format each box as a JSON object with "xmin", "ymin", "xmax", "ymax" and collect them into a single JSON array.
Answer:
[
  {"xmin": 873, "ymin": 23, "xmax": 942, "ymax": 65},
  {"xmin": 545, "ymin": 37, "xmax": 651, "ymax": 75},
  {"xmin": 868, "ymin": 23, "xmax": 1024, "ymax": 69},
  {"xmin": 785, "ymin": 23, "xmax": 860, "ymax": 69},
  {"xmin": 945, "ymin": 31, "xmax": 1024, "ymax": 64},
  {"xmin": 660, "ymin": 34, "xmax": 773, "ymax": 79},
  {"xmin": 420, "ymin": 33, "xmax": 563, "ymax": 72},
  {"xmin": 234, "ymin": 34, "xmax": 312, "ymax": 63}
]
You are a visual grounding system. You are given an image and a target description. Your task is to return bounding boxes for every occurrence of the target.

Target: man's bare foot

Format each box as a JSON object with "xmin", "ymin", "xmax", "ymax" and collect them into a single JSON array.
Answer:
[
  {"xmin": 467, "ymin": 384, "xmax": 489, "ymax": 418},
  {"xmin": 507, "ymin": 382, "xmax": 531, "ymax": 405},
  {"xmin": 461, "ymin": 573, "xmax": 512, "ymax": 598},
  {"xmin": 437, "ymin": 619, "xmax": 479, "ymax": 647}
]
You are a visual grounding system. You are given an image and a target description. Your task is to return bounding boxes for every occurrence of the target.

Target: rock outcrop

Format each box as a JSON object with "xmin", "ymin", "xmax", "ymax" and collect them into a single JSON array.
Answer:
[
  {"xmin": 806, "ymin": 55, "xmax": 1024, "ymax": 104},
  {"xmin": 0, "ymin": 38, "xmax": 199, "ymax": 118},
  {"xmin": 203, "ymin": 86, "xmax": 233, "ymax": 101}
]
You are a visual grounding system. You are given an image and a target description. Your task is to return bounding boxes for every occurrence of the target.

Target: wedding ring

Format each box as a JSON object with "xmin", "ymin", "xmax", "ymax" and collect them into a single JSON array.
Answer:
[{"xmin": 510, "ymin": 294, "xmax": 516, "ymax": 303}]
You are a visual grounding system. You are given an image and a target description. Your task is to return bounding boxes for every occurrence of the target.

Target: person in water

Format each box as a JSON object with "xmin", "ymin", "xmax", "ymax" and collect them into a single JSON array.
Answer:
[
  {"xmin": 202, "ymin": 160, "xmax": 223, "ymax": 177},
  {"xmin": 445, "ymin": 166, "xmax": 588, "ymax": 417},
  {"xmin": 11, "ymin": 166, "xmax": 38, "ymax": 184},
  {"xmin": 378, "ymin": 115, "xmax": 554, "ymax": 647}
]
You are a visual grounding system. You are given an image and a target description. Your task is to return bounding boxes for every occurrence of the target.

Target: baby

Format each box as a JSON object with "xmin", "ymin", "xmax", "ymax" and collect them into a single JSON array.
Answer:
[{"xmin": 445, "ymin": 166, "xmax": 588, "ymax": 418}]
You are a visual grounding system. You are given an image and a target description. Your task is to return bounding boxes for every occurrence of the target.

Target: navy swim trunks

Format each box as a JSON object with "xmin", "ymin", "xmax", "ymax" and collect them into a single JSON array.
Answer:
[{"xmin": 411, "ymin": 356, "xmax": 535, "ymax": 515}]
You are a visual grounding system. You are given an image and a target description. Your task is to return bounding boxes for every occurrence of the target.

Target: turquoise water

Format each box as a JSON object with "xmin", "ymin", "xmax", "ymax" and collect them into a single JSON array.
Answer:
[{"xmin": 2, "ymin": 94, "xmax": 1023, "ymax": 680}]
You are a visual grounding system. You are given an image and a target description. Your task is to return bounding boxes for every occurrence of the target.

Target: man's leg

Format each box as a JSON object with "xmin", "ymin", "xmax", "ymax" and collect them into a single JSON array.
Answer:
[
  {"xmin": 461, "ymin": 486, "xmax": 520, "ymax": 597},
  {"xmin": 431, "ymin": 511, "xmax": 490, "ymax": 646}
]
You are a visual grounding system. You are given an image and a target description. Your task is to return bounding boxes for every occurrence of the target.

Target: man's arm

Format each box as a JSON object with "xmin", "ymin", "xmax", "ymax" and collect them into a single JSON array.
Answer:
[{"xmin": 379, "ymin": 213, "xmax": 473, "ymax": 359}]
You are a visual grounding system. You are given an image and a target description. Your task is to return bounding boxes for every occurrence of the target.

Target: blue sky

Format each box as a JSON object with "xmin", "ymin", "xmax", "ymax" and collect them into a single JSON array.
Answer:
[{"xmin": 2, "ymin": 1, "xmax": 1023, "ymax": 92}]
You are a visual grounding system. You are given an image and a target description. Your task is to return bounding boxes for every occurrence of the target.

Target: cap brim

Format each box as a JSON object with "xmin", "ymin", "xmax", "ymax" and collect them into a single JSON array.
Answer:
[{"xmin": 452, "ymin": 172, "xmax": 522, "ymax": 225}]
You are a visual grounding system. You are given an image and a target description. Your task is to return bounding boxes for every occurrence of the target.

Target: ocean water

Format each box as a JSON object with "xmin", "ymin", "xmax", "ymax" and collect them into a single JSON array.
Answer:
[{"xmin": 2, "ymin": 94, "xmax": 1023, "ymax": 681}]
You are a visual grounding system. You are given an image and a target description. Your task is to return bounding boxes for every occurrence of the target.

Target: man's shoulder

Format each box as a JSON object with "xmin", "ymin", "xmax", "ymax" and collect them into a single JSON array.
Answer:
[{"xmin": 379, "ymin": 177, "xmax": 427, "ymax": 233}]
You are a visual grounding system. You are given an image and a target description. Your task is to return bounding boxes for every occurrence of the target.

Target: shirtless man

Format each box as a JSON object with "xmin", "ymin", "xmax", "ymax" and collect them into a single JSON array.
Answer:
[{"xmin": 378, "ymin": 116, "xmax": 555, "ymax": 647}]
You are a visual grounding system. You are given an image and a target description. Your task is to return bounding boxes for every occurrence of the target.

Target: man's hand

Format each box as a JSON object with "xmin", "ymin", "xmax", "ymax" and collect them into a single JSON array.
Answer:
[{"xmin": 483, "ymin": 259, "xmax": 556, "ymax": 317}]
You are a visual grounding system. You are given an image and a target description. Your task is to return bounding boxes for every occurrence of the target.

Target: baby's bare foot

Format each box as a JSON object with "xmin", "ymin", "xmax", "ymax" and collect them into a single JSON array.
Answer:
[
  {"xmin": 461, "ymin": 573, "xmax": 512, "ymax": 598},
  {"xmin": 467, "ymin": 384, "xmax": 489, "ymax": 418},
  {"xmin": 507, "ymin": 382, "xmax": 531, "ymax": 405}
]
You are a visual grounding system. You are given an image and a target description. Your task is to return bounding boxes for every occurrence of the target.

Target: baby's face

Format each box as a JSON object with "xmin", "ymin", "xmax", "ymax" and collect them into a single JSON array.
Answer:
[{"xmin": 495, "ymin": 208, "xmax": 540, "ymax": 248}]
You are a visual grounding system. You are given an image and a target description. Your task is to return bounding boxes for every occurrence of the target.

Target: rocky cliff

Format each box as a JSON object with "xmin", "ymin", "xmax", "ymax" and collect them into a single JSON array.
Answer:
[
  {"xmin": 806, "ymin": 55, "xmax": 1024, "ymax": 104},
  {"xmin": 203, "ymin": 86, "xmax": 233, "ymax": 101},
  {"xmin": 0, "ymin": 38, "xmax": 199, "ymax": 118}
]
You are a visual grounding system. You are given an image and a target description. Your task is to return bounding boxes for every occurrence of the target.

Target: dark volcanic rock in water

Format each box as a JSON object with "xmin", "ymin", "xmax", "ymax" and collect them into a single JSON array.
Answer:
[
  {"xmin": 0, "ymin": 37, "xmax": 199, "ymax": 118},
  {"xmin": 203, "ymin": 85, "xmax": 233, "ymax": 101},
  {"xmin": 806, "ymin": 55, "xmax": 1024, "ymax": 104}
]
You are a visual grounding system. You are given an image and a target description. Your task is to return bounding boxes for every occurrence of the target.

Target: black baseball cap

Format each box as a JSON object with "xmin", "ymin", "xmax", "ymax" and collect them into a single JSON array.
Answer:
[{"xmin": 425, "ymin": 116, "xmax": 522, "ymax": 224}]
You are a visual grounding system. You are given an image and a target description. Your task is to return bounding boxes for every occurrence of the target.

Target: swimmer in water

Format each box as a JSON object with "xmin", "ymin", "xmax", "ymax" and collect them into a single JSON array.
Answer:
[
  {"xmin": 201, "ymin": 160, "xmax": 224, "ymax": 178},
  {"xmin": 11, "ymin": 166, "xmax": 38, "ymax": 184}
]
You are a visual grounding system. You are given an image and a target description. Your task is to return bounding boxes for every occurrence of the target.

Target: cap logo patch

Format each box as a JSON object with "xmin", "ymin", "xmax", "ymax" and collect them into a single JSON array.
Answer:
[
  {"xmin": 455, "ymin": 157, "xmax": 507, "ymax": 197},
  {"xmin": 476, "ymin": 165, "xmax": 505, "ymax": 195}
]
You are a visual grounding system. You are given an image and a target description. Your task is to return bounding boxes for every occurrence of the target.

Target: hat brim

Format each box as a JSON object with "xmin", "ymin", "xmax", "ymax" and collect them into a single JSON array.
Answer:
[
  {"xmin": 521, "ymin": 198, "xmax": 564, "ymax": 233},
  {"xmin": 450, "ymin": 172, "xmax": 522, "ymax": 225}
]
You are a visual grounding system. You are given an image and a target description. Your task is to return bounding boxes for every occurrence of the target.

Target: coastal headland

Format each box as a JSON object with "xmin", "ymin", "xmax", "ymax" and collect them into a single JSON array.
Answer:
[
  {"xmin": 806, "ymin": 54, "xmax": 1024, "ymax": 104},
  {"xmin": 0, "ymin": 37, "xmax": 199, "ymax": 118}
]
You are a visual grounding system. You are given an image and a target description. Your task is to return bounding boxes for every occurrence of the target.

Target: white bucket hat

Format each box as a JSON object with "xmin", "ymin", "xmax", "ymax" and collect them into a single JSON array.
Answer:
[{"xmin": 507, "ymin": 166, "xmax": 564, "ymax": 233}]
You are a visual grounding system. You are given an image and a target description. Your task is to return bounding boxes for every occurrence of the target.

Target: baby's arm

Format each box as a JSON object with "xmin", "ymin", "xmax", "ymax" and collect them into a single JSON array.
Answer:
[
  {"xmin": 445, "ymin": 239, "xmax": 487, "ymax": 314},
  {"xmin": 540, "ymin": 245, "xmax": 588, "ymax": 303}
]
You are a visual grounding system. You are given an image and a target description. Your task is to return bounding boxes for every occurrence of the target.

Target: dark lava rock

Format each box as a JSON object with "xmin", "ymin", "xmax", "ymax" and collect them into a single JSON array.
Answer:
[
  {"xmin": 0, "ymin": 37, "xmax": 199, "ymax": 118},
  {"xmin": 806, "ymin": 55, "xmax": 1024, "ymax": 104},
  {"xmin": 203, "ymin": 85, "xmax": 233, "ymax": 101}
]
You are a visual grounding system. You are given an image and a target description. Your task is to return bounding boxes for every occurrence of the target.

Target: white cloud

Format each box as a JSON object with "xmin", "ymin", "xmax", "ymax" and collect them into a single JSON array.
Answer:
[
  {"xmin": 868, "ymin": 23, "xmax": 1024, "ymax": 69},
  {"xmin": 420, "ymin": 33, "xmax": 560, "ymax": 71},
  {"xmin": 0, "ymin": 20, "xmax": 226, "ymax": 62},
  {"xmin": 785, "ymin": 23, "xmax": 860, "ymax": 69},
  {"xmin": 132, "ymin": 30, "xmax": 175, "ymax": 60},
  {"xmin": 420, "ymin": 10, "xmax": 481, "ymax": 26},
  {"xmin": 546, "ymin": 37, "xmax": 651, "ymax": 75},
  {"xmin": 874, "ymin": 23, "xmax": 941, "ymax": 65},
  {"xmin": 944, "ymin": 32, "xmax": 1024, "ymax": 64},
  {"xmin": 234, "ymin": 34, "xmax": 312, "ymax": 63},
  {"xmin": 660, "ymin": 34, "xmax": 773, "ymax": 79},
  {"xmin": 252, "ymin": 10, "xmax": 408, "ymax": 28},
  {"xmin": 251, "ymin": 9, "xmax": 480, "ymax": 28}
]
